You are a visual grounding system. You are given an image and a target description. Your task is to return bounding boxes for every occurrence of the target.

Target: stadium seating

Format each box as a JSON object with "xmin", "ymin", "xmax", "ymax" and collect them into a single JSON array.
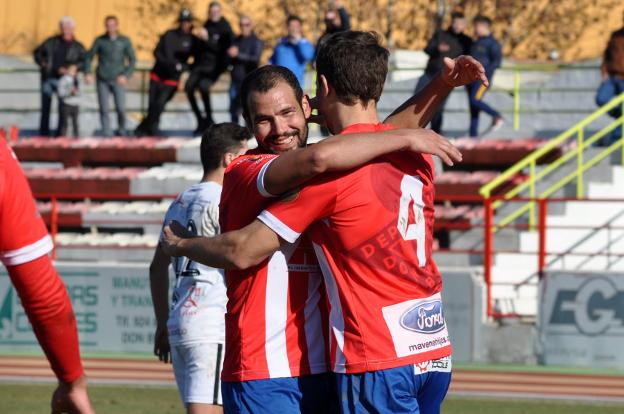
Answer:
[{"xmin": 12, "ymin": 136, "xmax": 560, "ymax": 257}]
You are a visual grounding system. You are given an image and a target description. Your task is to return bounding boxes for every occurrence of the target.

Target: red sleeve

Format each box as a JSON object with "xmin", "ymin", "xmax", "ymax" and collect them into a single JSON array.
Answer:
[
  {"xmin": 257, "ymin": 174, "xmax": 339, "ymax": 243},
  {"xmin": 0, "ymin": 141, "xmax": 53, "ymax": 266},
  {"xmin": 7, "ymin": 256, "xmax": 84, "ymax": 383},
  {"xmin": 220, "ymin": 154, "xmax": 278, "ymax": 230}
]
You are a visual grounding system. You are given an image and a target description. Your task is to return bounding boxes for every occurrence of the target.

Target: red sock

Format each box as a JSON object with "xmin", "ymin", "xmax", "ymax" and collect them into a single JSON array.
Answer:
[{"xmin": 7, "ymin": 255, "xmax": 84, "ymax": 383}]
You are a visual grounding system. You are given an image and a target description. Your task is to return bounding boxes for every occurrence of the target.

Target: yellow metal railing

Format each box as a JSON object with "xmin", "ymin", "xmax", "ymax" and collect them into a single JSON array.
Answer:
[{"xmin": 479, "ymin": 92, "xmax": 624, "ymax": 232}]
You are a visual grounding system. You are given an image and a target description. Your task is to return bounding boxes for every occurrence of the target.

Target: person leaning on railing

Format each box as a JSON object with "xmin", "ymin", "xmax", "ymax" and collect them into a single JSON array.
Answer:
[{"xmin": 84, "ymin": 15, "xmax": 136, "ymax": 138}]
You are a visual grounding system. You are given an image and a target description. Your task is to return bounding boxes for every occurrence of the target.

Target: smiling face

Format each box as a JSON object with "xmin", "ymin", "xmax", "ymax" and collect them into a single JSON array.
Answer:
[{"xmin": 246, "ymin": 81, "xmax": 310, "ymax": 154}]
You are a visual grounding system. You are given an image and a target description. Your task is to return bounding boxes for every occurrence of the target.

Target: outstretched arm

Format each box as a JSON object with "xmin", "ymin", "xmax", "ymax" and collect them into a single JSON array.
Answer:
[
  {"xmin": 161, "ymin": 219, "xmax": 281, "ymax": 270},
  {"xmin": 263, "ymin": 127, "xmax": 462, "ymax": 196},
  {"xmin": 385, "ymin": 55, "xmax": 488, "ymax": 129}
]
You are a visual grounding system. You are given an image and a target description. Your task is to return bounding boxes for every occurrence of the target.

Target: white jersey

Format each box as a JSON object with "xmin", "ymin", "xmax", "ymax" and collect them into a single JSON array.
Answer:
[{"xmin": 162, "ymin": 182, "xmax": 226, "ymax": 345}]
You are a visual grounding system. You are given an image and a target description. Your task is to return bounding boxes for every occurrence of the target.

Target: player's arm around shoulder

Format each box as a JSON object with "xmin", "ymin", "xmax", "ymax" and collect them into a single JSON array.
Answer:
[
  {"xmin": 161, "ymin": 219, "xmax": 282, "ymax": 270},
  {"xmin": 262, "ymin": 128, "xmax": 462, "ymax": 196}
]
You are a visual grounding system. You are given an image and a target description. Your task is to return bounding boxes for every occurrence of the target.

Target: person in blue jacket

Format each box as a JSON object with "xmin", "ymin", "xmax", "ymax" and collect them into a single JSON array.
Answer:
[
  {"xmin": 269, "ymin": 15, "xmax": 315, "ymax": 87},
  {"xmin": 468, "ymin": 15, "xmax": 503, "ymax": 137}
]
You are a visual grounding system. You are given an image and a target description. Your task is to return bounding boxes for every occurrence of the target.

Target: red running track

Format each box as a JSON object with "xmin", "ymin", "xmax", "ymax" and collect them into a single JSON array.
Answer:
[{"xmin": 1, "ymin": 356, "xmax": 624, "ymax": 402}]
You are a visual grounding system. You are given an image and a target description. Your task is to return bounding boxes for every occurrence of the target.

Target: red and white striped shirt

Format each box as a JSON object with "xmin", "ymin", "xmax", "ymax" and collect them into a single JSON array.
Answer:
[
  {"xmin": 219, "ymin": 153, "xmax": 329, "ymax": 382},
  {"xmin": 258, "ymin": 123, "xmax": 452, "ymax": 374},
  {"xmin": 0, "ymin": 140, "xmax": 53, "ymax": 267}
]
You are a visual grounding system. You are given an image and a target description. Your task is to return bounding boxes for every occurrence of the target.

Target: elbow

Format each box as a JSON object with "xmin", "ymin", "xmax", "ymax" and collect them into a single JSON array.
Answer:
[
  {"xmin": 309, "ymin": 148, "xmax": 330, "ymax": 174},
  {"xmin": 228, "ymin": 241, "xmax": 264, "ymax": 270},
  {"xmin": 228, "ymin": 254, "xmax": 258, "ymax": 271}
]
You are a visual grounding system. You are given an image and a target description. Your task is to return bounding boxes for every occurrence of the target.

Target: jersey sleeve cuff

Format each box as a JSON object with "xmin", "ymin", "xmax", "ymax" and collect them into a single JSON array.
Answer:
[
  {"xmin": 0, "ymin": 235, "xmax": 54, "ymax": 267},
  {"xmin": 256, "ymin": 157, "xmax": 278, "ymax": 198},
  {"xmin": 257, "ymin": 211, "xmax": 300, "ymax": 243}
]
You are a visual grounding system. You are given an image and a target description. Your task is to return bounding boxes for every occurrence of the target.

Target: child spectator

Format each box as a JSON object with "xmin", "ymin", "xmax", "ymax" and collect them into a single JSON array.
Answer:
[{"xmin": 57, "ymin": 64, "xmax": 81, "ymax": 137}]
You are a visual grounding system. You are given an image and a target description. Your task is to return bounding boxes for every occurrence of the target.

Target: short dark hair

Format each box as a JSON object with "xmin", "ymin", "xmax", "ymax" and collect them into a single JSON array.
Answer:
[
  {"xmin": 239, "ymin": 65, "xmax": 303, "ymax": 122},
  {"xmin": 450, "ymin": 12, "xmax": 465, "ymax": 20},
  {"xmin": 287, "ymin": 15, "xmax": 302, "ymax": 25},
  {"xmin": 200, "ymin": 123, "xmax": 250, "ymax": 174},
  {"xmin": 104, "ymin": 15, "xmax": 118, "ymax": 23},
  {"xmin": 316, "ymin": 31, "xmax": 389, "ymax": 106},
  {"xmin": 209, "ymin": 1, "xmax": 221, "ymax": 9},
  {"xmin": 473, "ymin": 15, "xmax": 492, "ymax": 26}
]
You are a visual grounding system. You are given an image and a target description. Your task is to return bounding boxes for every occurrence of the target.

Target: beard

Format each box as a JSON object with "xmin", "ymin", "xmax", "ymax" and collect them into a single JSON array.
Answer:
[{"xmin": 260, "ymin": 122, "xmax": 309, "ymax": 154}]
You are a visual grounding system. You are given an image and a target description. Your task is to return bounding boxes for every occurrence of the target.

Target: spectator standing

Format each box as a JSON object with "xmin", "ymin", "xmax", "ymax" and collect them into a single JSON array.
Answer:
[
  {"xmin": 322, "ymin": 0, "xmax": 351, "ymax": 35},
  {"xmin": 85, "ymin": 15, "xmax": 136, "ymax": 137},
  {"xmin": 57, "ymin": 64, "xmax": 81, "ymax": 137},
  {"xmin": 135, "ymin": 9, "xmax": 194, "ymax": 137},
  {"xmin": 269, "ymin": 15, "xmax": 315, "ymax": 87},
  {"xmin": 186, "ymin": 1, "xmax": 234, "ymax": 135},
  {"xmin": 596, "ymin": 28, "xmax": 624, "ymax": 146},
  {"xmin": 33, "ymin": 16, "xmax": 86, "ymax": 137},
  {"xmin": 228, "ymin": 15, "xmax": 263, "ymax": 124},
  {"xmin": 415, "ymin": 11, "xmax": 472, "ymax": 134},
  {"xmin": 467, "ymin": 15, "xmax": 503, "ymax": 137}
]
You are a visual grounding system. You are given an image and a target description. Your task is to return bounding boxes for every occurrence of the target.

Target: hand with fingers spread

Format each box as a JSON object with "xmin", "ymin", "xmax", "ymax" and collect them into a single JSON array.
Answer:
[
  {"xmin": 441, "ymin": 55, "xmax": 489, "ymax": 88},
  {"xmin": 405, "ymin": 129, "xmax": 462, "ymax": 166},
  {"xmin": 154, "ymin": 324, "xmax": 171, "ymax": 364},
  {"xmin": 50, "ymin": 375, "xmax": 95, "ymax": 414}
]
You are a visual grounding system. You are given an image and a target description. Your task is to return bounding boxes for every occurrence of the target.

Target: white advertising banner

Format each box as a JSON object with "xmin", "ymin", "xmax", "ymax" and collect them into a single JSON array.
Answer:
[
  {"xmin": 0, "ymin": 263, "xmax": 171, "ymax": 354},
  {"xmin": 539, "ymin": 271, "xmax": 624, "ymax": 368}
]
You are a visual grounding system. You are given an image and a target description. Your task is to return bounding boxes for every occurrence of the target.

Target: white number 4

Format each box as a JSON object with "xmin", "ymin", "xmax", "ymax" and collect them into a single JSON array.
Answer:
[{"xmin": 397, "ymin": 175, "xmax": 426, "ymax": 267}]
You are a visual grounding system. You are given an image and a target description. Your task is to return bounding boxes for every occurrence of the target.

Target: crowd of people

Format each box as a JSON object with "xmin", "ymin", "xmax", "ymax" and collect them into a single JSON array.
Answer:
[{"xmin": 32, "ymin": 1, "xmax": 351, "ymax": 138}]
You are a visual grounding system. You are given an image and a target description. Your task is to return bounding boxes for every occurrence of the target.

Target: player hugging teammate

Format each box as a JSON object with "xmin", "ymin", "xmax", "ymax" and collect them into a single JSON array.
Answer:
[{"xmin": 160, "ymin": 30, "xmax": 486, "ymax": 414}]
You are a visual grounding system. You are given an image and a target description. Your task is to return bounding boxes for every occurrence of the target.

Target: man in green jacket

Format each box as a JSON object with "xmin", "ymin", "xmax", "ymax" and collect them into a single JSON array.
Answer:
[{"xmin": 85, "ymin": 15, "xmax": 136, "ymax": 137}]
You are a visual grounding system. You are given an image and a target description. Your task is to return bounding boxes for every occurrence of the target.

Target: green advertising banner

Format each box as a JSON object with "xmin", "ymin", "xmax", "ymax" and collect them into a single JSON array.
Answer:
[{"xmin": 0, "ymin": 263, "xmax": 172, "ymax": 354}]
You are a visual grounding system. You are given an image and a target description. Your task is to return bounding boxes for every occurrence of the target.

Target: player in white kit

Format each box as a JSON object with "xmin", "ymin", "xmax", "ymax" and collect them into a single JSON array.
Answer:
[{"xmin": 150, "ymin": 123, "xmax": 250, "ymax": 414}]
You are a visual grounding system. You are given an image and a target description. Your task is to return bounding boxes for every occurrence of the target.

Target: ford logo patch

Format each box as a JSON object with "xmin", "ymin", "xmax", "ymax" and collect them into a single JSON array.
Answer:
[{"xmin": 400, "ymin": 300, "xmax": 445, "ymax": 334}]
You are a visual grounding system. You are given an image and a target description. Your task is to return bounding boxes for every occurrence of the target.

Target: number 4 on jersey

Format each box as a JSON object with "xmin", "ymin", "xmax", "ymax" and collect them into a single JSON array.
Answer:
[{"xmin": 397, "ymin": 175, "xmax": 427, "ymax": 267}]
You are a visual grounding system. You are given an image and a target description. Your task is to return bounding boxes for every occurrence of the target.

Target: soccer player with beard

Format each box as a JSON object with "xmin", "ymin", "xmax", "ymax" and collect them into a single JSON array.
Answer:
[{"xmin": 163, "ymin": 53, "xmax": 485, "ymax": 412}]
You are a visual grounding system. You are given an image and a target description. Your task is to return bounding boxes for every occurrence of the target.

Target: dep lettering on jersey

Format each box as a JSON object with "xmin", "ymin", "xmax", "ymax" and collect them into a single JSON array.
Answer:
[
  {"xmin": 219, "ymin": 153, "xmax": 329, "ymax": 382},
  {"xmin": 162, "ymin": 182, "xmax": 226, "ymax": 345},
  {"xmin": 0, "ymin": 140, "xmax": 53, "ymax": 267},
  {"xmin": 258, "ymin": 123, "xmax": 452, "ymax": 374}
]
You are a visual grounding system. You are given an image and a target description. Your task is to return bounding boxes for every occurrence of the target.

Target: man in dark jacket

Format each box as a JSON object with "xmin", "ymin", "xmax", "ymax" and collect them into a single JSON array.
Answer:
[
  {"xmin": 85, "ymin": 15, "xmax": 136, "ymax": 137},
  {"xmin": 135, "ymin": 9, "xmax": 194, "ymax": 137},
  {"xmin": 185, "ymin": 1, "xmax": 234, "ymax": 135},
  {"xmin": 227, "ymin": 15, "xmax": 263, "ymax": 123},
  {"xmin": 33, "ymin": 16, "xmax": 86, "ymax": 137},
  {"xmin": 468, "ymin": 15, "xmax": 503, "ymax": 137},
  {"xmin": 415, "ymin": 11, "xmax": 472, "ymax": 134}
]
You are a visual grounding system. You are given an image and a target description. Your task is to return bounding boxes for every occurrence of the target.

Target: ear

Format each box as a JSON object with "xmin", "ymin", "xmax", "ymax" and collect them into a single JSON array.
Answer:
[
  {"xmin": 301, "ymin": 94, "xmax": 312, "ymax": 119},
  {"xmin": 319, "ymin": 75, "xmax": 330, "ymax": 98},
  {"xmin": 223, "ymin": 152, "xmax": 237, "ymax": 168}
]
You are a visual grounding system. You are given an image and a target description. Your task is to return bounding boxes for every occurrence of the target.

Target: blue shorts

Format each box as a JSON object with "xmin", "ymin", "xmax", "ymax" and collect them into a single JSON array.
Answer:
[
  {"xmin": 335, "ymin": 357, "xmax": 452, "ymax": 414},
  {"xmin": 222, "ymin": 373, "xmax": 338, "ymax": 414}
]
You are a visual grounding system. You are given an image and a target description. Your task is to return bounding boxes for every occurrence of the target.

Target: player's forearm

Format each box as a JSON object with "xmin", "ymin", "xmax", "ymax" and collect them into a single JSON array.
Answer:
[
  {"xmin": 7, "ymin": 256, "xmax": 84, "ymax": 383},
  {"xmin": 312, "ymin": 129, "xmax": 424, "ymax": 171},
  {"xmin": 150, "ymin": 277, "xmax": 169, "ymax": 329},
  {"xmin": 385, "ymin": 74, "xmax": 452, "ymax": 129},
  {"xmin": 149, "ymin": 250, "xmax": 170, "ymax": 328},
  {"xmin": 264, "ymin": 129, "xmax": 414, "ymax": 196},
  {"xmin": 175, "ymin": 235, "xmax": 246, "ymax": 270},
  {"xmin": 173, "ymin": 222, "xmax": 279, "ymax": 270}
]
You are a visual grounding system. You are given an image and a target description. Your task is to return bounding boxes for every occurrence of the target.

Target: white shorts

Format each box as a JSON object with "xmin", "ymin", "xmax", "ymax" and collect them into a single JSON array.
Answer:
[{"xmin": 171, "ymin": 342, "xmax": 225, "ymax": 405}]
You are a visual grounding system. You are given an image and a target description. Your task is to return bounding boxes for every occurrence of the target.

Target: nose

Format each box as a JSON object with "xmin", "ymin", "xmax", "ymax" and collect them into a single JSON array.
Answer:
[{"xmin": 271, "ymin": 116, "xmax": 289, "ymax": 137}]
